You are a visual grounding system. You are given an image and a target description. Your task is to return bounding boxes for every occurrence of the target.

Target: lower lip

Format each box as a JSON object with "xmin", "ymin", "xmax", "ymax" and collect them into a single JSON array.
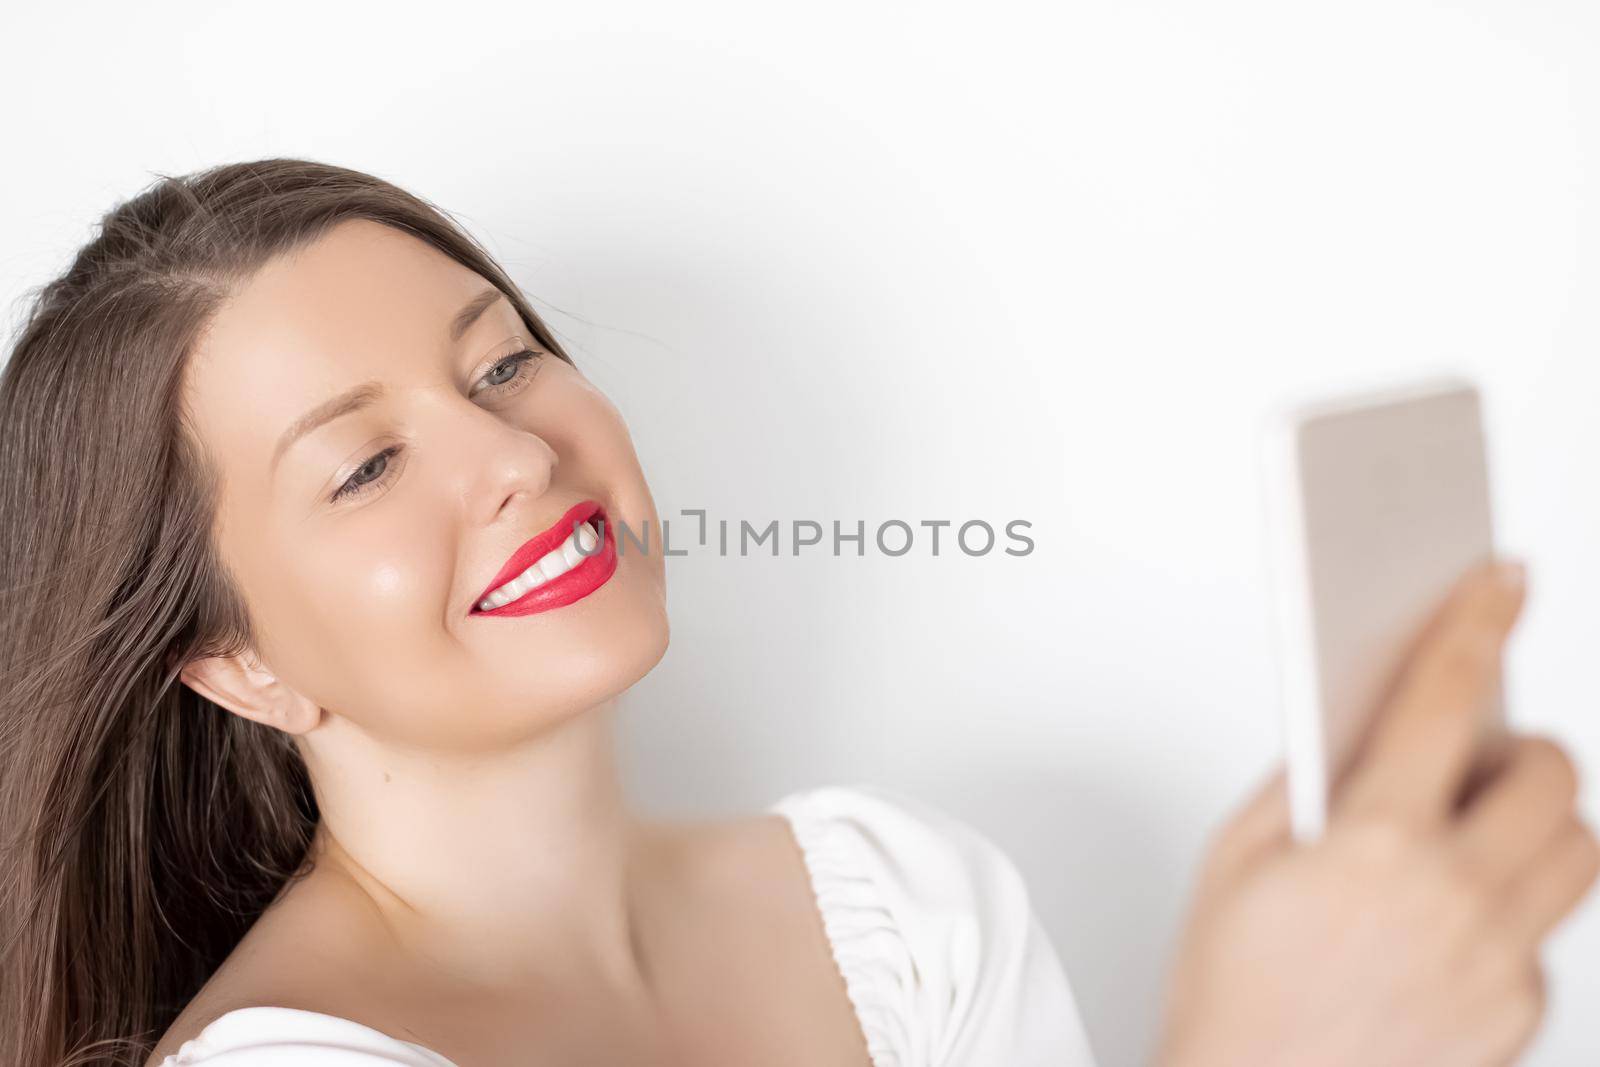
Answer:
[{"xmin": 471, "ymin": 510, "xmax": 619, "ymax": 618}]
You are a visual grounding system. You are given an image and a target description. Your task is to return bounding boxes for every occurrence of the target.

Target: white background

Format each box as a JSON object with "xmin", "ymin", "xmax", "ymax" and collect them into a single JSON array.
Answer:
[{"xmin": 3, "ymin": 2, "xmax": 1596, "ymax": 1063}]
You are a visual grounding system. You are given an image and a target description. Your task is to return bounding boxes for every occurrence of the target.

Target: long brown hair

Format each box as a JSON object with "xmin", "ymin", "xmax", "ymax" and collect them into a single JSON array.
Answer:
[{"xmin": 0, "ymin": 158, "xmax": 575, "ymax": 1066}]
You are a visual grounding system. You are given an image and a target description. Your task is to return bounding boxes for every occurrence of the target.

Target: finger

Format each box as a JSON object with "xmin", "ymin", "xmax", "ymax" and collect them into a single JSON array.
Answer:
[
  {"xmin": 1453, "ymin": 736, "xmax": 1579, "ymax": 892},
  {"xmin": 1453, "ymin": 724, "xmax": 1517, "ymax": 815},
  {"xmin": 1501, "ymin": 816, "xmax": 1600, "ymax": 947},
  {"xmin": 1204, "ymin": 765, "xmax": 1291, "ymax": 884},
  {"xmin": 1334, "ymin": 557, "xmax": 1526, "ymax": 830}
]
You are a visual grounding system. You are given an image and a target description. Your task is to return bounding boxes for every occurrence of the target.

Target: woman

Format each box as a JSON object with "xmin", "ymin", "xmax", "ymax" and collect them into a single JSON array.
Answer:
[{"xmin": 0, "ymin": 158, "xmax": 1591, "ymax": 1067}]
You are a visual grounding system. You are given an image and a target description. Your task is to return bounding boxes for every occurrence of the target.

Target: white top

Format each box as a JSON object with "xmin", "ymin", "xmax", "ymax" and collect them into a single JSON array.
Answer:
[{"xmin": 160, "ymin": 783, "xmax": 1099, "ymax": 1067}]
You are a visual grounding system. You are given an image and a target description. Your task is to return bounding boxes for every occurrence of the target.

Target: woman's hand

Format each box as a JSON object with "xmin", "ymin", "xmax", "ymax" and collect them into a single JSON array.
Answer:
[{"xmin": 1152, "ymin": 558, "xmax": 1600, "ymax": 1067}]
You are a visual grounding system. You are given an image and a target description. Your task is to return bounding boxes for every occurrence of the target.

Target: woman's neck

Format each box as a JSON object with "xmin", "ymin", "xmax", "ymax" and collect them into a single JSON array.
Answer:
[{"xmin": 298, "ymin": 697, "xmax": 665, "ymax": 999}]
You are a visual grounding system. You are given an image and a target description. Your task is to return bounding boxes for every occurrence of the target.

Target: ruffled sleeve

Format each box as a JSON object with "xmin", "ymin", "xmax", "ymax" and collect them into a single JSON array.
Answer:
[
  {"xmin": 159, "ymin": 1006, "xmax": 459, "ymax": 1067},
  {"xmin": 768, "ymin": 783, "xmax": 1099, "ymax": 1067}
]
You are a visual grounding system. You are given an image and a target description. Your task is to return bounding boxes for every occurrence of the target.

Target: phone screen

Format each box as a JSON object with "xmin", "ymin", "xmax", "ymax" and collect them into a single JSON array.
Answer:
[{"xmin": 1260, "ymin": 376, "xmax": 1501, "ymax": 840}]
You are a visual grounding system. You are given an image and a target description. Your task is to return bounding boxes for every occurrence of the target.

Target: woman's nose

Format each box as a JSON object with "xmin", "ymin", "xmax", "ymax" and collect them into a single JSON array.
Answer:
[{"xmin": 461, "ymin": 421, "xmax": 560, "ymax": 528}]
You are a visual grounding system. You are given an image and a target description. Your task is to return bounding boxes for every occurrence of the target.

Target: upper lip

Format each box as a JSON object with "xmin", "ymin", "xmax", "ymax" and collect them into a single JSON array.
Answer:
[{"xmin": 470, "ymin": 499, "xmax": 604, "ymax": 610}]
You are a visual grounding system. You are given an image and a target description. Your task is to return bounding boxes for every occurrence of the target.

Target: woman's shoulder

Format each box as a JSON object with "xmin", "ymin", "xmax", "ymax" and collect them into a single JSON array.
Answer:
[
  {"xmin": 765, "ymin": 781, "xmax": 1100, "ymax": 1066},
  {"xmin": 150, "ymin": 1006, "xmax": 457, "ymax": 1067},
  {"xmin": 146, "ymin": 869, "xmax": 429, "ymax": 1066}
]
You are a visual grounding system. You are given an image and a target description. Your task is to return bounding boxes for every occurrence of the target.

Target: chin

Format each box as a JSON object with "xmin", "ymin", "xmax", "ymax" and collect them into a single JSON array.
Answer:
[
  {"xmin": 607, "ymin": 587, "xmax": 671, "ymax": 694},
  {"xmin": 547, "ymin": 572, "xmax": 670, "ymax": 719}
]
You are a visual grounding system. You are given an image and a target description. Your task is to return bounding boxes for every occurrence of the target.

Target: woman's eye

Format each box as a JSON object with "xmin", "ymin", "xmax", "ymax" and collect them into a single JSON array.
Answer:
[
  {"xmin": 469, "ymin": 347, "xmax": 544, "ymax": 400},
  {"xmin": 330, "ymin": 348, "xmax": 545, "ymax": 504},
  {"xmin": 331, "ymin": 444, "xmax": 402, "ymax": 503}
]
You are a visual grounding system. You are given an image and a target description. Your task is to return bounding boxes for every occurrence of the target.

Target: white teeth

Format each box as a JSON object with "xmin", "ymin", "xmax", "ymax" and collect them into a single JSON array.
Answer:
[
  {"xmin": 560, "ymin": 540, "xmax": 583, "ymax": 570},
  {"xmin": 477, "ymin": 521, "xmax": 601, "ymax": 612},
  {"xmin": 503, "ymin": 571, "xmax": 541, "ymax": 600}
]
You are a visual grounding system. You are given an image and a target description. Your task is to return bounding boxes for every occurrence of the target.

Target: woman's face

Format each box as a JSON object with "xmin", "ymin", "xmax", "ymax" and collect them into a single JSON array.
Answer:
[{"xmin": 181, "ymin": 218, "xmax": 668, "ymax": 753}]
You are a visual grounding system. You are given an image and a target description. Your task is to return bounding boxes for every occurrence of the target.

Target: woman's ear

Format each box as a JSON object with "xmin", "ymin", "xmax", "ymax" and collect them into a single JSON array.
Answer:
[{"xmin": 177, "ymin": 649, "xmax": 322, "ymax": 735}]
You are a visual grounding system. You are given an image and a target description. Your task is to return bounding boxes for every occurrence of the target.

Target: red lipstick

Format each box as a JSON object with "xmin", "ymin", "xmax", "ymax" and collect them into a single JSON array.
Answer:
[{"xmin": 470, "ymin": 499, "xmax": 618, "ymax": 617}]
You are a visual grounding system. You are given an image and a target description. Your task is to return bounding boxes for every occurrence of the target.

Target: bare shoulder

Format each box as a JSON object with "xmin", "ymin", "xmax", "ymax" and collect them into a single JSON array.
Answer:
[
  {"xmin": 144, "ymin": 865, "xmax": 406, "ymax": 1065},
  {"xmin": 651, "ymin": 808, "xmax": 813, "ymax": 905},
  {"xmin": 645, "ymin": 808, "xmax": 838, "ymax": 981},
  {"xmin": 645, "ymin": 810, "xmax": 873, "ymax": 1065}
]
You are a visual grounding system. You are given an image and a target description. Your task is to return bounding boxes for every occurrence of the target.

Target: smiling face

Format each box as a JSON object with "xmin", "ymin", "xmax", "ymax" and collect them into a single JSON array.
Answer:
[{"xmin": 180, "ymin": 218, "xmax": 668, "ymax": 754}]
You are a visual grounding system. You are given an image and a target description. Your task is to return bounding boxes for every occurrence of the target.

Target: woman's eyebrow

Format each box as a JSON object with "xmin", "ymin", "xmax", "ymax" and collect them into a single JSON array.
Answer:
[
  {"xmin": 269, "ymin": 288, "xmax": 507, "ymax": 478},
  {"xmin": 270, "ymin": 381, "xmax": 384, "ymax": 477},
  {"xmin": 449, "ymin": 287, "xmax": 506, "ymax": 343}
]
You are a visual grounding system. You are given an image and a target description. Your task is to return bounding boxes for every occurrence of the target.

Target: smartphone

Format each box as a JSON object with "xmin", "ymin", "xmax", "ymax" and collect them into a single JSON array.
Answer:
[{"xmin": 1259, "ymin": 375, "xmax": 1503, "ymax": 842}]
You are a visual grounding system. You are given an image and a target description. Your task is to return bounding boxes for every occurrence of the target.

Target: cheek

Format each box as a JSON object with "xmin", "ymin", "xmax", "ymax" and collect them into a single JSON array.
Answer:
[
  {"xmin": 251, "ymin": 516, "xmax": 458, "ymax": 712},
  {"xmin": 312, "ymin": 521, "xmax": 449, "ymax": 617},
  {"xmin": 535, "ymin": 383, "xmax": 660, "ymax": 529},
  {"xmin": 533, "ymin": 384, "xmax": 632, "ymax": 469}
]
